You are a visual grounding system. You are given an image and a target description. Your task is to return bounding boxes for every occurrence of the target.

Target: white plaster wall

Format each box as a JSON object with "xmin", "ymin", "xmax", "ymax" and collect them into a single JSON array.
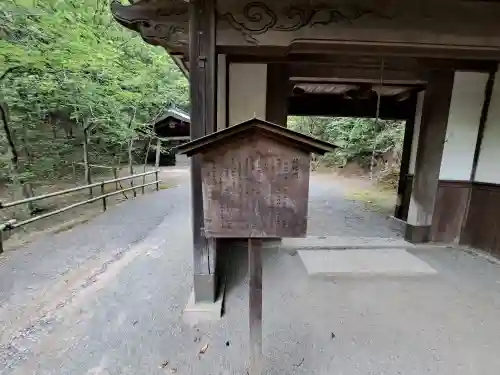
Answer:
[
  {"xmin": 408, "ymin": 91, "xmax": 424, "ymax": 175},
  {"xmin": 439, "ymin": 72, "xmax": 488, "ymax": 180},
  {"xmin": 217, "ymin": 54, "xmax": 227, "ymax": 131},
  {"xmin": 476, "ymin": 70, "xmax": 500, "ymax": 184},
  {"xmin": 228, "ymin": 63, "xmax": 267, "ymax": 126}
]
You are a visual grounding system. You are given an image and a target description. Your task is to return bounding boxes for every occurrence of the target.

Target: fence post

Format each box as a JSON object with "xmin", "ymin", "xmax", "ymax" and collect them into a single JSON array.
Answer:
[
  {"xmin": 141, "ymin": 175, "xmax": 145, "ymax": 195},
  {"xmin": 72, "ymin": 162, "xmax": 77, "ymax": 185},
  {"xmin": 101, "ymin": 182, "xmax": 107, "ymax": 211},
  {"xmin": 155, "ymin": 171, "xmax": 159, "ymax": 191},
  {"xmin": 155, "ymin": 138, "xmax": 161, "ymax": 169},
  {"xmin": 0, "ymin": 220, "xmax": 15, "ymax": 254}
]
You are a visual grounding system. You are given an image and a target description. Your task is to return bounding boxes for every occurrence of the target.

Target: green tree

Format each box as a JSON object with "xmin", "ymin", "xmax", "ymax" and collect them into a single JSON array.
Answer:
[
  {"xmin": 288, "ymin": 116, "xmax": 404, "ymax": 169},
  {"xmin": 1, "ymin": 0, "xmax": 188, "ymax": 186}
]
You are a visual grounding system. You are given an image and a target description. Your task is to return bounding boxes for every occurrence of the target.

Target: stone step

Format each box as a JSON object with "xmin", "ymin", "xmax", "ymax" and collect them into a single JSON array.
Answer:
[
  {"xmin": 298, "ymin": 249, "xmax": 438, "ymax": 277},
  {"xmin": 283, "ymin": 236, "xmax": 414, "ymax": 250}
]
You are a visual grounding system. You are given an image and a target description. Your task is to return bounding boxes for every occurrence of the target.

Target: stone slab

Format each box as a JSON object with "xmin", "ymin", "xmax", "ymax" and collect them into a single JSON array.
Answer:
[
  {"xmin": 298, "ymin": 249, "xmax": 438, "ymax": 277},
  {"xmin": 283, "ymin": 236, "xmax": 415, "ymax": 250},
  {"xmin": 182, "ymin": 283, "xmax": 225, "ymax": 326}
]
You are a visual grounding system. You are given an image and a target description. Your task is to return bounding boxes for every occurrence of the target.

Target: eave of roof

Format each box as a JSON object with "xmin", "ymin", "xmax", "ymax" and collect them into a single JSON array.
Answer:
[
  {"xmin": 176, "ymin": 118, "xmax": 337, "ymax": 156},
  {"xmin": 155, "ymin": 107, "xmax": 191, "ymax": 125}
]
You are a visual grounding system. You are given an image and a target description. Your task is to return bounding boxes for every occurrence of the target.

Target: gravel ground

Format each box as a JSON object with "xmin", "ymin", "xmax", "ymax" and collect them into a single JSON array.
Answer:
[
  {"xmin": 1, "ymin": 172, "xmax": 500, "ymax": 375},
  {"xmin": 307, "ymin": 173, "xmax": 401, "ymax": 238}
]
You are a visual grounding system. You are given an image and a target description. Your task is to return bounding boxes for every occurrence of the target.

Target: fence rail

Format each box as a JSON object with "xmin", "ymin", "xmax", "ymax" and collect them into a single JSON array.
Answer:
[{"xmin": 0, "ymin": 170, "xmax": 160, "ymax": 253}]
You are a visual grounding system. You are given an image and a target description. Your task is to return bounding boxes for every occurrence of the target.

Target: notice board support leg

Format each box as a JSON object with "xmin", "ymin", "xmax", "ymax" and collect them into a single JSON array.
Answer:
[{"xmin": 249, "ymin": 238, "xmax": 263, "ymax": 375}]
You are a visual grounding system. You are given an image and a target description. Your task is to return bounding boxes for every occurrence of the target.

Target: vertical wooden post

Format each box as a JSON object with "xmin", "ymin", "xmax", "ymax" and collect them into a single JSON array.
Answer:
[
  {"xmin": 189, "ymin": 0, "xmax": 217, "ymax": 303},
  {"xmin": 0, "ymin": 220, "xmax": 14, "ymax": 254},
  {"xmin": 248, "ymin": 239, "xmax": 263, "ymax": 375},
  {"xmin": 128, "ymin": 138, "xmax": 136, "ymax": 198},
  {"xmin": 470, "ymin": 71, "xmax": 496, "ymax": 182},
  {"xmin": 265, "ymin": 63, "xmax": 289, "ymax": 126},
  {"xmin": 72, "ymin": 162, "xmax": 77, "ymax": 185},
  {"xmin": 155, "ymin": 138, "xmax": 161, "ymax": 191},
  {"xmin": 83, "ymin": 125, "xmax": 92, "ymax": 197},
  {"xmin": 155, "ymin": 137, "xmax": 161, "ymax": 169},
  {"xmin": 406, "ymin": 70, "xmax": 454, "ymax": 243},
  {"xmin": 0, "ymin": 229, "xmax": 4, "ymax": 254},
  {"xmin": 113, "ymin": 167, "xmax": 119, "ymax": 191},
  {"xmin": 394, "ymin": 93, "xmax": 417, "ymax": 220},
  {"xmin": 101, "ymin": 182, "xmax": 107, "ymax": 211}
]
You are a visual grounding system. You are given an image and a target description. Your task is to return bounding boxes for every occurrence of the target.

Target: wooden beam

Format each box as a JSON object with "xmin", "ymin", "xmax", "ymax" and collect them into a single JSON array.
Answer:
[
  {"xmin": 289, "ymin": 64, "xmax": 427, "ymax": 85},
  {"xmin": 289, "ymin": 42, "xmax": 500, "ymax": 62},
  {"xmin": 189, "ymin": 0, "xmax": 217, "ymax": 303},
  {"xmin": 288, "ymin": 94, "xmax": 415, "ymax": 120},
  {"xmin": 224, "ymin": 51, "xmax": 498, "ymax": 72}
]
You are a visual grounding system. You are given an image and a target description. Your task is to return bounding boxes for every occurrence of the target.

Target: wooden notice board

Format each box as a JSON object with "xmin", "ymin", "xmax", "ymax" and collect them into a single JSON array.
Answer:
[
  {"xmin": 201, "ymin": 135, "xmax": 310, "ymax": 238},
  {"xmin": 177, "ymin": 118, "xmax": 337, "ymax": 238}
]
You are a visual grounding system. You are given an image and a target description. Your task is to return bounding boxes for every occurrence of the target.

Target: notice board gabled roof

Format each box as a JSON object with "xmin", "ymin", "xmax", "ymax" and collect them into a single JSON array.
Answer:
[{"xmin": 176, "ymin": 118, "xmax": 337, "ymax": 156}]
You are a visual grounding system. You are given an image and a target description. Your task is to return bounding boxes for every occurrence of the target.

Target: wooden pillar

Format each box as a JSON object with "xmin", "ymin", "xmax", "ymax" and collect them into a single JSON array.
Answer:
[
  {"xmin": 405, "ymin": 70, "xmax": 454, "ymax": 243},
  {"xmin": 265, "ymin": 63, "xmax": 289, "ymax": 126},
  {"xmin": 189, "ymin": 0, "xmax": 217, "ymax": 302},
  {"xmin": 217, "ymin": 54, "xmax": 228, "ymax": 131},
  {"xmin": 264, "ymin": 63, "xmax": 289, "ymax": 250},
  {"xmin": 394, "ymin": 93, "xmax": 417, "ymax": 220},
  {"xmin": 248, "ymin": 239, "xmax": 263, "ymax": 375}
]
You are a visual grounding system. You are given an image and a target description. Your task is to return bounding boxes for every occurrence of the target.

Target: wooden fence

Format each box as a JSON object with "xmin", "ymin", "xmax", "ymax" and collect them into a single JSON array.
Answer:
[{"xmin": 0, "ymin": 170, "xmax": 160, "ymax": 253}]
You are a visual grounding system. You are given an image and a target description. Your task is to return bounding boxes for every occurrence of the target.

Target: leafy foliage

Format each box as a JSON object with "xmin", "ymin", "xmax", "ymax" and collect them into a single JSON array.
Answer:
[
  {"xmin": 1, "ymin": 0, "xmax": 188, "ymax": 184},
  {"xmin": 288, "ymin": 116, "xmax": 404, "ymax": 170}
]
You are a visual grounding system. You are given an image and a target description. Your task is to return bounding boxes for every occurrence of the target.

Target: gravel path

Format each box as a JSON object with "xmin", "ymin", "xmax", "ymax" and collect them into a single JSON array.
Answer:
[
  {"xmin": 307, "ymin": 173, "xmax": 401, "ymax": 238},
  {"xmin": 0, "ymin": 169, "xmax": 192, "ymax": 373},
  {"xmin": 4, "ymin": 173, "xmax": 497, "ymax": 375}
]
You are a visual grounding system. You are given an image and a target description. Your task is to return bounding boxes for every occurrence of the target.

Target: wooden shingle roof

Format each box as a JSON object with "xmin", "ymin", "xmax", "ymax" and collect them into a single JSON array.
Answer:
[{"xmin": 176, "ymin": 118, "xmax": 337, "ymax": 156}]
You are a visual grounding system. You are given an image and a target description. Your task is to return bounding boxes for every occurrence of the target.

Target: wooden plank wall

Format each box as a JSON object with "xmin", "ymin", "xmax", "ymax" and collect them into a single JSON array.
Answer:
[
  {"xmin": 461, "ymin": 183, "xmax": 500, "ymax": 256},
  {"xmin": 430, "ymin": 181, "xmax": 471, "ymax": 244}
]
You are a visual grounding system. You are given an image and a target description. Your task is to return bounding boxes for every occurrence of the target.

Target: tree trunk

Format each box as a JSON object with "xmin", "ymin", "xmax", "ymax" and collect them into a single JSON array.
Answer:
[
  {"xmin": 1, "ymin": 102, "xmax": 36, "ymax": 214},
  {"xmin": 127, "ymin": 107, "xmax": 137, "ymax": 197},
  {"xmin": 128, "ymin": 137, "xmax": 136, "ymax": 197},
  {"xmin": 83, "ymin": 123, "xmax": 92, "ymax": 197},
  {"xmin": 115, "ymin": 150, "xmax": 128, "ymax": 200},
  {"xmin": 141, "ymin": 136, "xmax": 153, "ymax": 194},
  {"xmin": 20, "ymin": 122, "xmax": 37, "ymax": 213}
]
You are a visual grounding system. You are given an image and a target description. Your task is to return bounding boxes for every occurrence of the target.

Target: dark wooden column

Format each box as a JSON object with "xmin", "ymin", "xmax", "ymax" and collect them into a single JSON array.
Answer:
[
  {"xmin": 405, "ymin": 70, "xmax": 454, "ymax": 243},
  {"xmin": 189, "ymin": 0, "xmax": 217, "ymax": 302},
  {"xmin": 265, "ymin": 63, "xmax": 289, "ymax": 126},
  {"xmin": 394, "ymin": 92, "xmax": 417, "ymax": 220}
]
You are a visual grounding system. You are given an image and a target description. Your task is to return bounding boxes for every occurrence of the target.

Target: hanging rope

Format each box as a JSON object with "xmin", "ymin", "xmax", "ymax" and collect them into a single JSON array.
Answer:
[{"xmin": 370, "ymin": 59, "xmax": 385, "ymax": 181}]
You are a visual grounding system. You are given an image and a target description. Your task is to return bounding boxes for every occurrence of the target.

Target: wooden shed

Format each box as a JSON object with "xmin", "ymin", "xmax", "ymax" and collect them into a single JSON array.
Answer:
[
  {"xmin": 144, "ymin": 107, "xmax": 191, "ymax": 166},
  {"xmin": 177, "ymin": 118, "xmax": 336, "ymax": 238},
  {"xmin": 154, "ymin": 107, "xmax": 190, "ymax": 140}
]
